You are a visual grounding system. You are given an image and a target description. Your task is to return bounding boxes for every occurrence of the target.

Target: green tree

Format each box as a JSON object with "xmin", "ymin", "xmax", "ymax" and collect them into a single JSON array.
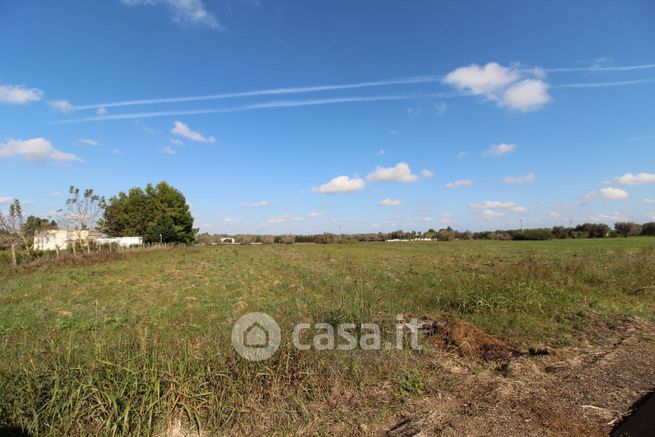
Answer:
[{"xmin": 103, "ymin": 181, "xmax": 195, "ymax": 243}]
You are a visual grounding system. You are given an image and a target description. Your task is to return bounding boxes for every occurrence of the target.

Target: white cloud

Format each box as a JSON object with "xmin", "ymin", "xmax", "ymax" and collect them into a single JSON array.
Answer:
[
  {"xmin": 587, "ymin": 212, "xmax": 627, "ymax": 223},
  {"xmin": 265, "ymin": 214, "xmax": 304, "ymax": 225},
  {"xmin": 444, "ymin": 62, "xmax": 519, "ymax": 97},
  {"xmin": 417, "ymin": 217, "xmax": 433, "ymax": 223},
  {"xmin": 378, "ymin": 198, "xmax": 401, "ymax": 207},
  {"xmin": 308, "ymin": 211, "xmax": 326, "ymax": 217},
  {"xmin": 171, "ymin": 121, "xmax": 216, "ymax": 143},
  {"xmin": 445, "ymin": 179, "xmax": 473, "ymax": 189},
  {"xmin": 441, "ymin": 212, "xmax": 453, "ymax": 224},
  {"xmin": 240, "ymin": 200, "xmax": 269, "ymax": 207},
  {"xmin": 121, "ymin": 0, "xmax": 221, "ymax": 29},
  {"xmin": 48, "ymin": 100, "xmax": 73, "ymax": 112},
  {"xmin": 503, "ymin": 173, "xmax": 535, "ymax": 184},
  {"xmin": 112, "ymin": 149, "xmax": 122, "ymax": 155},
  {"xmin": 471, "ymin": 201, "xmax": 526, "ymax": 213},
  {"xmin": 614, "ymin": 172, "xmax": 655, "ymax": 185},
  {"xmin": 313, "ymin": 176, "xmax": 366, "ymax": 194},
  {"xmin": 77, "ymin": 138, "xmax": 99, "ymax": 146},
  {"xmin": 170, "ymin": 138, "xmax": 184, "ymax": 146},
  {"xmin": 162, "ymin": 145, "xmax": 176, "ymax": 155},
  {"xmin": 443, "ymin": 62, "xmax": 551, "ymax": 112},
  {"xmin": 420, "ymin": 169, "xmax": 434, "ymax": 179},
  {"xmin": 367, "ymin": 162, "xmax": 418, "ymax": 183},
  {"xmin": 643, "ymin": 198, "xmax": 655, "ymax": 205},
  {"xmin": 374, "ymin": 149, "xmax": 385, "ymax": 156},
  {"xmin": 0, "ymin": 138, "xmax": 82, "ymax": 162},
  {"xmin": 455, "ymin": 151, "xmax": 468, "ymax": 159},
  {"xmin": 223, "ymin": 217, "xmax": 234, "ymax": 223},
  {"xmin": 500, "ymin": 79, "xmax": 551, "ymax": 112},
  {"xmin": 600, "ymin": 187, "xmax": 629, "ymax": 200},
  {"xmin": 0, "ymin": 84, "xmax": 43, "ymax": 104},
  {"xmin": 0, "ymin": 196, "xmax": 13, "ymax": 204},
  {"xmin": 51, "ymin": 192, "xmax": 62, "ymax": 197},
  {"xmin": 481, "ymin": 209, "xmax": 505, "ymax": 220},
  {"xmin": 484, "ymin": 143, "xmax": 517, "ymax": 157},
  {"xmin": 96, "ymin": 107, "xmax": 108, "ymax": 115}
]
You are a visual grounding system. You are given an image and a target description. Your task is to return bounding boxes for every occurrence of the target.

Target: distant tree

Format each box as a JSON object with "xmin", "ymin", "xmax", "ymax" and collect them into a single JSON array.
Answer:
[
  {"xmin": 614, "ymin": 222, "xmax": 642, "ymax": 237},
  {"xmin": 22, "ymin": 215, "xmax": 57, "ymax": 245},
  {"xmin": 641, "ymin": 222, "xmax": 655, "ymax": 236},
  {"xmin": 0, "ymin": 199, "xmax": 28, "ymax": 250},
  {"xmin": 437, "ymin": 227, "xmax": 456, "ymax": 241},
  {"xmin": 63, "ymin": 186, "xmax": 105, "ymax": 230},
  {"xmin": 575, "ymin": 223, "xmax": 610, "ymax": 238},
  {"xmin": 103, "ymin": 182, "xmax": 195, "ymax": 243}
]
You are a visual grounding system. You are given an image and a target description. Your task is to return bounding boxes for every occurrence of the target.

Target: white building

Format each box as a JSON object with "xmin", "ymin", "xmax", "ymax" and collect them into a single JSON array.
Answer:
[{"xmin": 33, "ymin": 230, "xmax": 142, "ymax": 251}]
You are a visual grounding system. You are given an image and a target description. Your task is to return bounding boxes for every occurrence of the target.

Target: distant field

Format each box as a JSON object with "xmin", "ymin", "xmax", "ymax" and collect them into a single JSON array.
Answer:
[{"xmin": 1, "ymin": 238, "xmax": 655, "ymax": 435}]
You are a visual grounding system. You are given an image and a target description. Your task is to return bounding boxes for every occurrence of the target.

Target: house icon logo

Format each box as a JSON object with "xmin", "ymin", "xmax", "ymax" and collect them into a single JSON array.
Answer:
[{"xmin": 231, "ymin": 312, "xmax": 281, "ymax": 361}]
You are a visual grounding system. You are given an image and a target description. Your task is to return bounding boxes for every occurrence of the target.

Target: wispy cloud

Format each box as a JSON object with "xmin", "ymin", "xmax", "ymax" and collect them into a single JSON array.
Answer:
[
  {"xmin": 56, "ymin": 93, "xmax": 435, "ymax": 124},
  {"xmin": 503, "ymin": 173, "xmax": 535, "ymax": 184},
  {"xmin": 553, "ymin": 78, "xmax": 655, "ymax": 89},
  {"xmin": 121, "ymin": 0, "xmax": 221, "ymax": 30},
  {"xmin": 240, "ymin": 200, "xmax": 269, "ymax": 207},
  {"xmin": 72, "ymin": 76, "xmax": 442, "ymax": 111},
  {"xmin": 543, "ymin": 63, "xmax": 655, "ymax": 73},
  {"xmin": 367, "ymin": 162, "xmax": 419, "ymax": 183},
  {"xmin": 171, "ymin": 121, "xmax": 216, "ymax": 143}
]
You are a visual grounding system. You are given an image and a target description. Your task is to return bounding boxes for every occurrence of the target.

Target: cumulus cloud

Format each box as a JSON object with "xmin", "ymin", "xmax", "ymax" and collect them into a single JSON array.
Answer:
[
  {"xmin": 313, "ymin": 176, "xmax": 366, "ymax": 194},
  {"xmin": 367, "ymin": 162, "xmax": 418, "ymax": 183},
  {"xmin": 121, "ymin": 0, "xmax": 221, "ymax": 29},
  {"xmin": 600, "ymin": 187, "xmax": 629, "ymax": 200},
  {"xmin": 444, "ymin": 62, "xmax": 519, "ymax": 96},
  {"xmin": 614, "ymin": 172, "xmax": 655, "ymax": 185},
  {"xmin": 500, "ymin": 79, "xmax": 551, "ymax": 112},
  {"xmin": 0, "ymin": 138, "xmax": 81, "ymax": 162},
  {"xmin": 240, "ymin": 200, "xmax": 269, "ymax": 207},
  {"xmin": 308, "ymin": 211, "xmax": 326, "ymax": 217},
  {"xmin": 443, "ymin": 62, "xmax": 551, "ymax": 111},
  {"xmin": 171, "ymin": 121, "xmax": 216, "ymax": 143},
  {"xmin": 48, "ymin": 100, "xmax": 73, "ymax": 112},
  {"xmin": 420, "ymin": 169, "xmax": 434, "ymax": 179},
  {"xmin": 445, "ymin": 179, "xmax": 474, "ymax": 189},
  {"xmin": 503, "ymin": 173, "xmax": 535, "ymax": 184},
  {"xmin": 0, "ymin": 84, "xmax": 43, "ymax": 104},
  {"xmin": 378, "ymin": 198, "xmax": 401, "ymax": 207},
  {"xmin": 484, "ymin": 143, "xmax": 517, "ymax": 157}
]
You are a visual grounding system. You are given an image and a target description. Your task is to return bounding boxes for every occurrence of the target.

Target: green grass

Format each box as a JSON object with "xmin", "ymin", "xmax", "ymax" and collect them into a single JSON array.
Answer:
[{"xmin": 1, "ymin": 238, "xmax": 654, "ymax": 435}]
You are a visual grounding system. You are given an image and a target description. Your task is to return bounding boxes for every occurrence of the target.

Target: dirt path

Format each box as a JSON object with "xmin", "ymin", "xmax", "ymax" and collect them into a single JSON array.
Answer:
[{"xmin": 387, "ymin": 317, "xmax": 655, "ymax": 436}]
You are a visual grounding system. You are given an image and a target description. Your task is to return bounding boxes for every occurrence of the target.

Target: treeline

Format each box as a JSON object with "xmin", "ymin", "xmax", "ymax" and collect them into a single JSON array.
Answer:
[{"xmin": 197, "ymin": 222, "xmax": 655, "ymax": 245}]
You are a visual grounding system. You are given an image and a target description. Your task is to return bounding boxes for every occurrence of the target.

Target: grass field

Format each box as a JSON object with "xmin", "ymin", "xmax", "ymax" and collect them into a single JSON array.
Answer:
[{"xmin": 1, "ymin": 238, "xmax": 655, "ymax": 435}]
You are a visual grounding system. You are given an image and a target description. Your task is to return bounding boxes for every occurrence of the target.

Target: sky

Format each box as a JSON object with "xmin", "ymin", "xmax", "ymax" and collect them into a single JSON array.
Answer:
[{"xmin": 1, "ymin": 0, "xmax": 655, "ymax": 234}]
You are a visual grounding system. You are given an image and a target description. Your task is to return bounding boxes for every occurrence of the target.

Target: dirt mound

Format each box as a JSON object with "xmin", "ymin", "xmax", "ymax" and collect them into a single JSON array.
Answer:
[{"xmin": 403, "ymin": 314, "xmax": 521, "ymax": 361}]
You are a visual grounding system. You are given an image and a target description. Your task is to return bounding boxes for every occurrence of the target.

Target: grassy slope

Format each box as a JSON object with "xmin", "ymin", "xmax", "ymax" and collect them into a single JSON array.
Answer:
[{"xmin": 1, "ymin": 238, "xmax": 654, "ymax": 435}]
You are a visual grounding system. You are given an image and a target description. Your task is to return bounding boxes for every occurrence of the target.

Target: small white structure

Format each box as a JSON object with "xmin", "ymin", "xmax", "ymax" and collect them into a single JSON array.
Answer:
[
  {"xmin": 96, "ymin": 236, "xmax": 143, "ymax": 247},
  {"xmin": 33, "ymin": 230, "xmax": 92, "ymax": 251},
  {"xmin": 33, "ymin": 230, "xmax": 142, "ymax": 251},
  {"xmin": 220, "ymin": 237, "xmax": 237, "ymax": 244}
]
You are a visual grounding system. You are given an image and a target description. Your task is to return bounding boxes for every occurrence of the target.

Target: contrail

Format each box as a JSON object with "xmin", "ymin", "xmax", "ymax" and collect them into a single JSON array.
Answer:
[
  {"xmin": 55, "ymin": 92, "xmax": 445, "ymax": 124},
  {"xmin": 553, "ymin": 78, "xmax": 655, "ymax": 88},
  {"xmin": 72, "ymin": 75, "xmax": 442, "ymax": 111},
  {"xmin": 544, "ymin": 63, "xmax": 655, "ymax": 73}
]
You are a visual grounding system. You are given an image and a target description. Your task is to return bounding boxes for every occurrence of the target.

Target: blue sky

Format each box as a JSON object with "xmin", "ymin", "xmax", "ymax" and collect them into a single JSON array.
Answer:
[{"xmin": 1, "ymin": 0, "xmax": 655, "ymax": 234}]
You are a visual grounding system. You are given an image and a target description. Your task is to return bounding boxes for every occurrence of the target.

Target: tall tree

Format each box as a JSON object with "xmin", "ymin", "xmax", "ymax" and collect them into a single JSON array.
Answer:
[
  {"xmin": 104, "ymin": 181, "xmax": 195, "ymax": 243},
  {"xmin": 63, "ymin": 186, "xmax": 106, "ymax": 230},
  {"xmin": 0, "ymin": 199, "xmax": 28, "ymax": 250}
]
